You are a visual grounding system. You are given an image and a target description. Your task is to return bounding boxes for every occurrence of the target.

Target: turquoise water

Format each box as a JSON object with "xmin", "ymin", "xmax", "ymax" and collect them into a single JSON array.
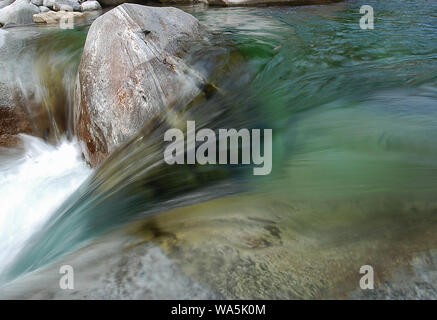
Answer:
[{"xmin": 1, "ymin": 1, "xmax": 437, "ymax": 297}]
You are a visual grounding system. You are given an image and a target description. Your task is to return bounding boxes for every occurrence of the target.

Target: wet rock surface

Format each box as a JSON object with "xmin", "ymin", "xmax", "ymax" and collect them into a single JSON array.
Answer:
[
  {"xmin": 0, "ymin": 0, "xmax": 39, "ymax": 27},
  {"xmin": 74, "ymin": 4, "xmax": 204, "ymax": 166},
  {"xmin": 0, "ymin": 106, "xmax": 32, "ymax": 147},
  {"xmin": 0, "ymin": 233, "xmax": 219, "ymax": 299}
]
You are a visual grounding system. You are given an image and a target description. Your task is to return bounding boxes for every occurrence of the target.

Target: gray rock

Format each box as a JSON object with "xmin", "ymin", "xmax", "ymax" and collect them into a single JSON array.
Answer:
[
  {"xmin": 53, "ymin": 3, "xmax": 72, "ymax": 11},
  {"xmin": 38, "ymin": 5, "xmax": 49, "ymax": 12},
  {"xmin": 30, "ymin": 0, "xmax": 42, "ymax": 5},
  {"xmin": 0, "ymin": 0, "xmax": 39, "ymax": 27},
  {"xmin": 0, "ymin": 29, "xmax": 19, "ymax": 108},
  {"xmin": 53, "ymin": 0, "xmax": 80, "ymax": 11},
  {"xmin": 0, "ymin": 27, "xmax": 54, "ymax": 146},
  {"xmin": 42, "ymin": 0, "xmax": 54, "ymax": 8},
  {"xmin": 74, "ymin": 4, "xmax": 204, "ymax": 166},
  {"xmin": 0, "ymin": 234, "xmax": 219, "ymax": 299},
  {"xmin": 80, "ymin": 0, "xmax": 100, "ymax": 11},
  {"xmin": 0, "ymin": 0, "xmax": 15, "ymax": 10},
  {"xmin": 0, "ymin": 82, "xmax": 12, "ymax": 111}
]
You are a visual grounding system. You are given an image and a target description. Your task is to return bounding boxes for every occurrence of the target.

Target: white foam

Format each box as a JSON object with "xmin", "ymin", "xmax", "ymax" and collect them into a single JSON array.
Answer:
[
  {"xmin": 0, "ymin": 29, "xmax": 7, "ymax": 48},
  {"xmin": 0, "ymin": 135, "xmax": 92, "ymax": 273}
]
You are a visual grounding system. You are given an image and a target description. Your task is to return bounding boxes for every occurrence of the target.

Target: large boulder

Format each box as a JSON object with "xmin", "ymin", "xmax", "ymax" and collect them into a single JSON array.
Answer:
[
  {"xmin": 74, "ymin": 4, "xmax": 204, "ymax": 166},
  {"xmin": 0, "ymin": 0, "xmax": 39, "ymax": 27}
]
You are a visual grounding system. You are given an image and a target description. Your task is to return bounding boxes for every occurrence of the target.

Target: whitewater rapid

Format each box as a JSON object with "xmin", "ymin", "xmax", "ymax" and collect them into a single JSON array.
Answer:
[
  {"xmin": 0, "ymin": 29, "xmax": 6, "ymax": 48},
  {"xmin": 0, "ymin": 135, "xmax": 92, "ymax": 274}
]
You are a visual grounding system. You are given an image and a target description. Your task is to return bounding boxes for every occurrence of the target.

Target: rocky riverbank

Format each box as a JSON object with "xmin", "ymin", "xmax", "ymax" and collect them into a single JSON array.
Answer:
[
  {"xmin": 0, "ymin": 0, "xmax": 102, "ymax": 28},
  {"xmin": 0, "ymin": 0, "xmax": 343, "ymax": 28},
  {"xmin": 0, "ymin": 0, "xmax": 340, "ymax": 147}
]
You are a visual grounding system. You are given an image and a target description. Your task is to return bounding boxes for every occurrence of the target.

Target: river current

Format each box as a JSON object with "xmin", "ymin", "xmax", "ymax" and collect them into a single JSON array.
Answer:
[{"xmin": 1, "ymin": 0, "xmax": 437, "ymax": 298}]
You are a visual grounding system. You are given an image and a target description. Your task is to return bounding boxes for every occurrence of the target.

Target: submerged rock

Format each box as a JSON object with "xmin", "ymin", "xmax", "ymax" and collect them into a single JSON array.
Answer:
[
  {"xmin": 0, "ymin": 234, "xmax": 219, "ymax": 299},
  {"xmin": 0, "ymin": 106, "xmax": 32, "ymax": 147},
  {"xmin": 30, "ymin": 0, "xmax": 42, "ymax": 5},
  {"xmin": 74, "ymin": 4, "xmax": 204, "ymax": 166},
  {"xmin": 0, "ymin": 0, "xmax": 39, "ymax": 27},
  {"xmin": 80, "ymin": 0, "xmax": 100, "ymax": 11},
  {"xmin": 0, "ymin": 26, "xmax": 51, "ymax": 146}
]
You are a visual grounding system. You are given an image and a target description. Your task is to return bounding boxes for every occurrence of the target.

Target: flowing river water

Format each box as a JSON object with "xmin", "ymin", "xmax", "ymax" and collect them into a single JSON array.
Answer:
[{"xmin": 1, "ymin": 0, "xmax": 437, "ymax": 299}]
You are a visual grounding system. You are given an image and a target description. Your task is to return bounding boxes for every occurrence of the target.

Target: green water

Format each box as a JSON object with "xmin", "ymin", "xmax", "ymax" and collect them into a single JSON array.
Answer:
[
  {"xmin": 2, "ymin": 1, "xmax": 437, "ymax": 297},
  {"xmin": 190, "ymin": 1, "xmax": 437, "ymax": 198}
]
